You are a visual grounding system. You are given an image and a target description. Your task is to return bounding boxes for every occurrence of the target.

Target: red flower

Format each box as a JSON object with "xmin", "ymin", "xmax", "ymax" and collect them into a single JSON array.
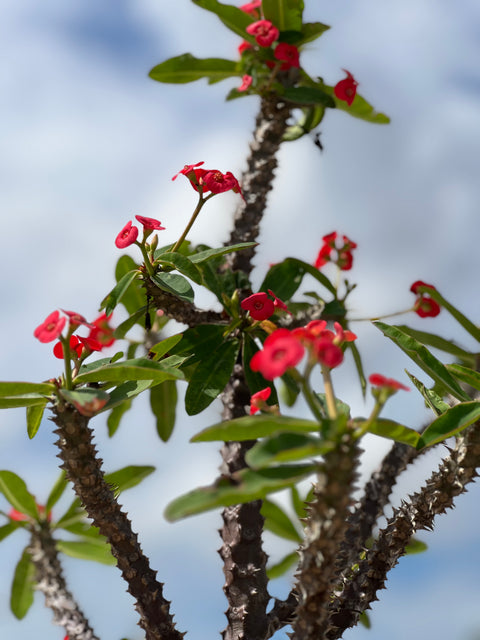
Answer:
[
  {"xmin": 238, "ymin": 40, "xmax": 253, "ymax": 56},
  {"xmin": 9, "ymin": 505, "xmax": 52, "ymax": 522},
  {"xmin": 238, "ymin": 74, "xmax": 253, "ymax": 92},
  {"xmin": 267, "ymin": 289, "xmax": 289, "ymax": 313},
  {"xmin": 246, "ymin": 20, "xmax": 279, "ymax": 47},
  {"xmin": 410, "ymin": 281, "xmax": 441, "ymax": 318},
  {"xmin": 240, "ymin": 0, "xmax": 262, "ymax": 16},
  {"xmin": 250, "ymin": 387, "xmax": 272, "ymax": 415},
  {"xmin": 201, "ymin": 170, "xmax": 243, "ymax": 196},
  {"xmin": 135, "ymin": 215, "xmax": 165, "ymax": 231},
  {"xmin": 314, "ymin": 232, "xmax": 357, "ymax": 271},
  {"xmin": 273, "ymin": 43, "xmax": 300, "ymax": 70},
  {"xmin": 172, "ymin": 161, "xmax": 205, "ymax": 182},
  {"xmin": 292, "ymin": 320, "xmax": 356, "ymax": 369},
  {"xmin": 61, "ymin": 310, "xmax": 92, "ymax": 329},
  {"xmin": 34, "ymin": 311, "xmax": 66, "ymax": 344},
  {"xmin": 78, "ymin": 336, "xmax": 103, "ymax": 352},
  {"xmin": 369, "ymin": 373, "xmax": 410, "ymax": 392},
  {"xmin": 88, "ymin": 313, "xmax": 115, "ymax": 347},
  {"xmin": 313, "ymin": 337, "xmax": 344, "ymax": 369},
  {"xmin": 115, "ymin": 221, "xmax": 138, "ymax": 248},
  {"xmin": 241, "ymin": 292, "xmax": 275, "ymax": 321},
  {"xmin": 53, "ymin": 335, "xmax": 84, "ymax": 360},
  {"xmin": 250, "ymin": 329, "xmax": 304, "ymax": 380},
  {"xmin": 334, "ymin": 70, "xmax": 358, "ymax": 106}
]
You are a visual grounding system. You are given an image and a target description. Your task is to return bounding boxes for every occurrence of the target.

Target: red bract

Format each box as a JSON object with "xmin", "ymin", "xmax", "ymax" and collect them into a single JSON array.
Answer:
[
  {"xmin": 61, "ymin": 310, "xmax": 93, "ymax": 329},
  {"xmin": 202, "ymin": 170, "xmax": 243, "ymax": 196},
  {"xmin": 115, "ymin": 221, "xmax": 139, "ymax": 248},
  {"xmin": 314, "ymin": 231, "xmax": 357, "ymax": 271},
  {"xmin": 334, "ymin": 70, "xmax": 358, "ymax": 106},
  {"xmin": 410, "ymin": 280, "xmax": 436, "ymax": 295},
  {"xmin": 273, "ymin": 43, "xmax": 300, "ymax": 70},
  {"xmin": 135, "ymin": 215, "xmax": 165, "ymax": 231},
  {"xmin": 9, "ymin": 505, "xmax": 52, "ymax": 522},
  {"xmin": 313, "ymin": 337, "xmax": 344, "ymax": 369},
  {"xmin": 250, "ymin": 329, "xmax": 304, "ymax": 380},
  {"xmin": 53, "ymin": 335, "xmax": 84, "ymax": 360},
  {"xmin": 78, "ymin": 336, "xmax": 103, "ymax": 352},
  {"xmin": 250, "ymin": 387, "xmax": 271, "ymax": 415},
  {"xmin": 34, "ymin": 311, "xmax": 66, "ymax": 344},
  {"xmin": 238, "ymin": 74, "xmax": 253, "ymax": 92},
  {"xmin": 238, "ymin": 40, "xmax": 253, "ymax": 56},
  {"xmin": 410, "ymin": 281, "xmax": 441, "ymax": 318},
  {"xmin": 88, "ymin": 313, "xmax": 115, "ymax": 347},
  {"xmin": 369, "ymin": 373, "xmax": 410, "ymax": 392},
  {"xmin": 240, "ymin": 0, "xmax": 262, "ymax": 16},
  {"xmin": 268, "ymin": 289, "xmax": 289, "ymax": 313},
  {"xmin": 246, "ymin": 20, "xmax": 279, "ymax": 47},
  {"xmin": 241, "ymin": 292, "xmax": 275, "ymax": 321},
  {"xmin": 172, "ymin": 161, "xmax": 205, "ymax": 182}
]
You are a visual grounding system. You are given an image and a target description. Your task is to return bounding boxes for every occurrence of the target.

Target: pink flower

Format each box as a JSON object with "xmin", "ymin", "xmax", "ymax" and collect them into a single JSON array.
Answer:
[
  {"xmin": 240, "ymin": 1, "xmax": 262, "ymax": 16},
  {"xmin": 369, "ymin": 373, "xmax": 410, "ymax": 392},
  {"xmin": 250, "ymin": 329, "xmax": 304, "ymax": 380},
  {"xmin": 135, "ymin": 215, "xmax": 165, "ymax": 231},
  {"xmin": 238, "ymin": 40, "xmax": 253, "ymax": 56},
  {"xmin": 334, "ymin": 70, "xmax": 358, "ymax": 106},
  {"xmin": 238, "ymin": 74, "xmax": 253, "ymax": 92},
  {"xmin": 250, "ymin": 387, "xmax": 272, "ymax": 415},
  {"xmin": 410, "ymin": 281, "xmax": 441, "ymax": 318},
  {"xmin": 88, "ymin": 313, "xmax": 115, "ymax": 347},
  {"xmin": 34, "ymin": 311, "xmax": 66, "ymax": 344},
  {"xmin": 241, "ymin": 292, "xmax": 275, "ymax": 321},
  {"xmin": 273, "ymin": 43, "xmax": 300, "ymax": 70},
  {"xmin": 115, "ymin": 221, "xmax": 139, "ymax": 248},
  {"xmin": 246, "ymin": 20, "xmax": 279, "ymax": 47}
]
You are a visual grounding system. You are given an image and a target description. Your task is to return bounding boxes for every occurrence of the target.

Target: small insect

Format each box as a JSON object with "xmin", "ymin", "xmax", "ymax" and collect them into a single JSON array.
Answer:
[{"xmin": 313, "ymin": 131, "xmax": 324, "ymax": 152}]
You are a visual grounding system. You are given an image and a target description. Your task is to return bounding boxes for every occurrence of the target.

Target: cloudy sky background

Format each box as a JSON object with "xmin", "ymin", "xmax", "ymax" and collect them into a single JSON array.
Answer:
[{"xmin": 1, "ymin": 0, "xmax": 480, "ymax": 638}]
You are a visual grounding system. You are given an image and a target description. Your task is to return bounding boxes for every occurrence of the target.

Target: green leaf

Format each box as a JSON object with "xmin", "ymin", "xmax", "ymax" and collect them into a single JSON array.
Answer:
[
  {"xmin": 359, "ymin": 418, "xmax": 420, "ymax": 447},
  {"xmin": 262, "ymin": 0, "xmax": 304, "ymax": 32},
  {"xmin": 350, "ymin": 341, "xmax": 367, "ymax": 398},
  {"xmin": 149, "ymin": 333, "xmax": 184, "ymax": 360},
  {"xmin": 26, "ymin": 402, "xmax": 47, "ymax": 439},
  {"xmin": 191, "ymin": 0, "xmax": 254, "ymax": 41},
  {"xmin": 246, "ymin": 432, "xmax": 334, "ymax": 468},
  {"xmin": 417, "ymin": 402, "xmax": 480, "ymax": 450},
  {"xmin": 0, "ymin": 522, "xmax": 22, "ymax": 542},
  {"xmin": 104, "ymin": 465, "xmax": 156, "ymax": 493},
  {"xmin": 260, "ymin": 257, "xmax": 336, "ymax": 301},
  {"xmin": 170, "ymin": 324, "xmax": 228, "ymax": 371},
  {"xmin": 267, "ymin": 551, "xmax": 298, "ymax": 579},
  {"xmin": 10, "ymin": 549, "xmax": 35, "ymax": 619},
  {"xmin": 185, "ymin": 339, "xmax": 240, "ymax": 415},
  {"xmin": 332, "ymin": 89, "xmax": 390, "ymax": 124},
  {"xmin": 283, "ymin": 105, "xmax": 325, "ymax": 141},
  {"xmin": 114, "ymin": 255, "xmax": 145, "ymax": 315},
  {"xmin": 149, "ymin": 53, "xmax": 240, "ymax": 84},
  {"xmin": 100, "ymin": 269, "xmax": 141, "ymax": 317},
  {"xmin": 418, "ymin": 288, "xmax": 480, "ymax": 344},
  {"xmin": 45, "ymin": 472, "xmax": 68, "ymax": 513},
  {"xmin": 242, "ymin": 335, "xmax": 279, "ymax": 405},
  {"xmin": 296, "ymin": 22, "xmax": 330, "ymax": 45},
  {"xmin": 54, "ymin": 499, "xmax": 85, "ymax": 530},
  {"xmin": 290, "ymin": 485, "xmax": 309, "ymax": 519},
  {"xmin": 189, "ymin": 242, "xmax": 257, "ymax": 264},
  {"xmin": 113, "ymin": 307, "xmax": 149, "ymax": 339},
  {"xmin": 396, "ymin": 325, "xmax": 475, "ymax": 362},
  {"xmin": 0, "ymin": 471, "xmax": 38, "ymax": 519},
  {"xmin": 73, "ymin": 357, "xmax": 184, "ymax": 385},
  {"xmin": 405, "ymin": 370, "xmax": 450, "ymax": 416},
  {"xmin": 261, "ymin": 499, "xmax": 302, "ymax": 542},
  {"xmin": 151, "ymin": 271, "xmax": 195, "ymax": 304},
  {"xmin": 60, "ymin": 388, "xmax": 110, "ymax": 417},
  {"xmin": 107, "ymin": 398, "xmax": 132, "ymax": 437},
  {"xmin": 282, "ymin": 86, "xmax": 335, "ymax": 108},
  {"xmin": 192, "ymin": 415, "xmax": 320, "ymax": 442},
  {"xmin": 446, "ymin": 364, "xmax": 480, "ymax": 392},
  {"xmin": 150, "ymin": 380, "xmax": 177, "ymax": 442},
  {"xmin": 56, "ymin": 540, "xmax": 116, "ymax": 566},
  {"xmin": 359, "ymin": 611, "xmax": 371, "ymax": 629},
  {"xmin": 103, "ymin": 380, "xmax": 154, "ymax": 413},
  {"xmin": 155, "ymin": 252, "xmax": 202, "ymax": 285},
  {"xmin": 0, "ymin": 381, "xmax": 55, "ymax": 397},
  {"xmin": 0, "ymin": 395, "xmax": 49, "ymax": 409},
  {"xmin": 165, "ymin": 464, "xmax": 317, "ymax": 521},
  {"xmin": 405, "ymin": 537, "xmax": 428, "ymax": 555},
  {"xmin": 374, "ymin": 322, "xmax": 470, "ymax": 402}
]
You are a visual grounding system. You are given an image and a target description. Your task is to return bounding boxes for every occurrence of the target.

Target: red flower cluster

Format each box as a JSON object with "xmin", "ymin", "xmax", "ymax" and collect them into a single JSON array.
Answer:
[
  {"xmin": 246, "ymin": 20, "xmax": 279, "ymax": 47},
  {"xmin": 250, "ymin": 387, "xmax": 271, "ymax": 415},
  {"xmin": 334, "ymin": 70, "xmax": 358, "ymax": 106},
  {"xmin": 369, "ymin": 373, "xmax": 409, "ymax": 392},
  {"xmin": 172, "ymin": 162, "xmax": 243, "ymax": 198},
  {"xmin": 115, "ymin": 215, "xmax": 165, "ymax": 249},
  {"xmin": 241, "ymin": 289, "xmax": 289, "ymax": 321},
  {"xmin": 52, "ymin": 313, "xmax": 115, "ymax": 360},
  {"xmin": 250, "ymin": 321, "xmax": 357, "ymax": 380},
  {"xmin": 273, "ymin": 43, "xmax": 300, "ymax": 70},
  {"xmin": 314, "ymin": 232, "xmax": 357, "ymax": 271},
  {"xmin": 410, "ymin": 280, "xmax": 441, "ymax": 318}
]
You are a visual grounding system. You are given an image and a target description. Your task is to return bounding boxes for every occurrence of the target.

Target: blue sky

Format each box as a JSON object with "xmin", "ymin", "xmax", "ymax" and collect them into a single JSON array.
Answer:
[{"xmin": 1, "ymin": 1, "xmax": 480, "ymax": 639}]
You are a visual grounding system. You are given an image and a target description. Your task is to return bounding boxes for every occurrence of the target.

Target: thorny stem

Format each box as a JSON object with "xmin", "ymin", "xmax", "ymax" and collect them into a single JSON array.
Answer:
[{"xmin": 28, "ymin": 520, "xmax": 100, "ymax": 640}]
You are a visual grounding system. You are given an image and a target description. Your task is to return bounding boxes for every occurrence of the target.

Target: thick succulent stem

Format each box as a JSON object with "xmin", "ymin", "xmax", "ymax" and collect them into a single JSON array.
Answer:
[
  {"xmin": 51, "ymin": 403, "xmax": 184, "ymax": 640},
  {"xmin": 292, "ymin": 435, "xmax": 361, "ymax": 640},
  {"xmin": 225, "ymin": 95, "xmax": 291, "ymax": 275},
  {"xmin": 219, "ymin": 364, "xmax": 270, "ymax": 640},
  {"xmin": 326, "ymin": 422, "xmax": 480, "ymax": 639},
  {"xmin": 28, "ymin": 520, "xmax": 99, "ymax": 640}
]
